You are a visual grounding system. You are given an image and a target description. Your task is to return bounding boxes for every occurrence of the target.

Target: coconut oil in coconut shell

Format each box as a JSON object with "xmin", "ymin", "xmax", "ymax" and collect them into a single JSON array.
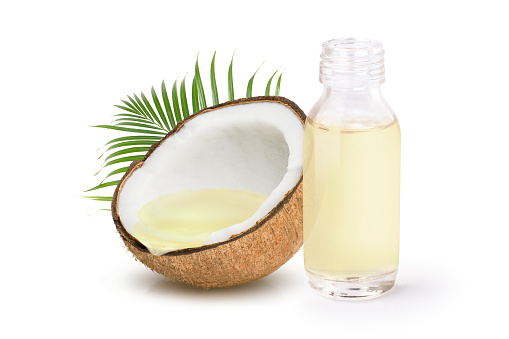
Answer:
[
  {"xmin": 132, "ymin": 188, "xmax": 267, "ymax": 255},
  {"xmin": 304, "ymin": 38, "xmax": 400, "ymax": 299}
]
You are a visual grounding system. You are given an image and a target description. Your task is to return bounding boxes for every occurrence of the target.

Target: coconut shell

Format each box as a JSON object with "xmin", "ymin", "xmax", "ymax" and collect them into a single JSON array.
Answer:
[{"xmin": 112, "ymin": 96, "xmax": 306, "ymax": 288}]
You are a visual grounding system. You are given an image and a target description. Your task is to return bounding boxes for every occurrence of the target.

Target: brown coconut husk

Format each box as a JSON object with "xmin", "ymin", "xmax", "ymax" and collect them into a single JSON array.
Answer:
[{"xmin": 111, "ymin": 96, "xmax": 306, "ymax": 288}]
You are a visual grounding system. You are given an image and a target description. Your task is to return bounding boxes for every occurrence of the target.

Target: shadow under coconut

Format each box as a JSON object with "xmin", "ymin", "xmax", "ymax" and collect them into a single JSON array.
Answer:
[{"xmin": 146, "ymin": 275, "xmax": 284, "ymax": 300}]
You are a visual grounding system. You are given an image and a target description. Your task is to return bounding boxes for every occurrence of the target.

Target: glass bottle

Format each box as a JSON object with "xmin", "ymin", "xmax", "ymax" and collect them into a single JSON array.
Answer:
[{"xmin": 303, "ymin": 38, "xmax": 400, "ymax": 299}]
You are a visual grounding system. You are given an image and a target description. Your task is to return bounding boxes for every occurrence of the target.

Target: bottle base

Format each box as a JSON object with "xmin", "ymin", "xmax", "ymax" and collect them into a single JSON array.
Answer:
[{"xmin": 306, "ymin": 269, "xmax": 397, "ymax": 300}]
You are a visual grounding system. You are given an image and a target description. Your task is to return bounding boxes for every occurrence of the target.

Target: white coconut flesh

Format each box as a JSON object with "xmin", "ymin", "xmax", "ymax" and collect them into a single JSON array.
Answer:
[{"xmin": 118, "ymin": 101, "xmax": 304, "ymax": 255}]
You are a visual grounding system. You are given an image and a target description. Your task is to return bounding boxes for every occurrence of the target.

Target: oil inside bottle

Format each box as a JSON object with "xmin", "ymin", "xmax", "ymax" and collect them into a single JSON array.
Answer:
[{"xmin": 304, "ymin": 118, "xmax": 400, "ymax": 280}]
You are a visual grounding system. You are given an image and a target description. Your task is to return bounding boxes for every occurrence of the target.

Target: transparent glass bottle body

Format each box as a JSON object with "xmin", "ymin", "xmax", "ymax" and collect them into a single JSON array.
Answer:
[{"xmin": 303, "ymin": 38, "xmax": 400, "ymax": 299}]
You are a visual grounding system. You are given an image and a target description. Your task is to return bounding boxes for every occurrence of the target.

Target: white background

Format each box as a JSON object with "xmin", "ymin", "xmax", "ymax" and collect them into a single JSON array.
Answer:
[{"xmin": 1, "ymin": 0, "xmax": 508, "ymax": 338}]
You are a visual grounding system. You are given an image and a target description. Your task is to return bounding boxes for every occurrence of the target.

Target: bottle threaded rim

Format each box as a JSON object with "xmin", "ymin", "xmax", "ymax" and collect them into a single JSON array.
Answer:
[{"xmin": 320, "ymin": 38, "xmax": 385, "ymax": 87}]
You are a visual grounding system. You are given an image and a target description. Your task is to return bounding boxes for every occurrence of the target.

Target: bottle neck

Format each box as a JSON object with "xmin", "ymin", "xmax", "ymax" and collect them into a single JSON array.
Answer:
[
  {"xmin": 319, "ymin": 38, "xmax": 385, "ymax": 89},
  {"xmin": 308, "ymin": 38, "xmax": 394, "ymax": 127},
  {"xmin": 322, "ymin": 82, "xmax": 383, "ymax": 97},
  {"xmin": 310, "ymin": 83, "xmax": 393, "ymax": 128},
  {"xmin": 319, "ymin": 83, "xmax": 386, "ymax": 114},
  {"xmin": 320, "ymin": 76, "xmax": 384, "ymax": 91}
]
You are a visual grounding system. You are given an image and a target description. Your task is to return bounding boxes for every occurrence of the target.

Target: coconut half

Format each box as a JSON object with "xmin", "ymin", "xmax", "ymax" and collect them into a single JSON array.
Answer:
[{"xmin": 112, "ymin": 96, "xmax": 305, "ymax": 288}]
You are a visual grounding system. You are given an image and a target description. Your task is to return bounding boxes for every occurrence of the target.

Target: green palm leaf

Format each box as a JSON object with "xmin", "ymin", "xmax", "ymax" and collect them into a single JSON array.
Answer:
[
  {"xmin": 265, "ymin": 69, "xmax": 280, "ymax": 96},
  {"xmin": 102, "ymin": 135, "xmax": 161, "ymax": 147},
  {"xmin": 137, "ymin": 93, "xmax": 162, "ymax": 129},
  {"xmin": 141, "ymin": 92, "xmax": 163, "ymax": 128},
  {"xmin": 93, "ymin": 124, "xmax": 167, "ymax": 136},
  {"xmin": 102, "ymin": 147, "xmax": 151, "ymax": 163},
  {"xmin": 102, "ymin": 167, "xmax": 131, "ymax": 180},
  {"xmin": 119, "ymin": 100, "xmax": 147, "ymax": 119},
  {"xmin": 195, "ymin": 55, "xmax": 207, "ymax": 109},
  {"xmin": 87, "ymin": 51, "xmax": 284, "ymax": 205},
  {"xmin": 172, "ymin": 79, "xmax": 182, "ymax": 123},
  {"xmin": 98, "ymin": 136, "xmax": 154, "ymax": 159},
  {"xmin": 114, "ymin": 112, "xmax": 149, "ymax": 120},
  {"xmin": 85, "ymin": 180, "xmax": 120, "ymax": 193},
  {"xmin": 246, "ymin": 62, "xmax": 264, "ymax": 98},
  {"xmin": 228, "ymin": 51, "xmax": 235, "ymax": 100},
  {"xmin": 191, "ymin": 76, "xmax": 199, "ymax": 113},
  {"xmin": 113, "ymin": 117, "xmax": 162, "ymax": 128},
  {"xmin": 180, "ymin": 76, "xmax": 189, "ymax": 118},
  {"xmin": 161, "ymin": 80, "xmax": 176, "ymax": 128},
  {"xmin": 102, "ymin": 155, "xmax": 145, "ymax": 168},
  {"xmin": 210, "ymin": 51, "xmax": 219, "ymax": 105},
  {"xmin": 83, "ymin": 196, "xmax": 113, "ymax": 202},
  {"xmin": 128, "ymin": 95, "xmax": 151, "ymax": 121},
  {"xmin": 151, "ymin": 86, "xmax": 170, "ymax": 131},
  {"xmin": 120, "ymin": 99, "xmax": 137, "ymax": 112},
  {"xmin": 275, "ymin": 71, "xmax": 284, "ymax": 96},
  {"xmin": 115, "ymin": 122, "xmax": 165, "ymax": 131},
  {"xmin": 104, "ymin": 140, "xmax": 158, "ymax": 152},
  {"xmin": 114, "ymin": 104, "xmax": 138, "ymax": 115}
]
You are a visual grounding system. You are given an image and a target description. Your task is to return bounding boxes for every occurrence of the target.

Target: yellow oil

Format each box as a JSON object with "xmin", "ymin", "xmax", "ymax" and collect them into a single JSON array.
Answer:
[
  {"xmin": 303, "ymin": 118, "xmax": 400, "ymax": 280},
  {"xmin": 132, "ymin": 188, "xmax": 268, "ymax": 255}
]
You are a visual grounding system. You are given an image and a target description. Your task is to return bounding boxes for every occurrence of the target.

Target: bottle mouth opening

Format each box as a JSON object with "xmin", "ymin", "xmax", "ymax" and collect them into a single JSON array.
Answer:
[{"xmin": 320, "ymin": 38, "xmax": 385, "ymax": 86}]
